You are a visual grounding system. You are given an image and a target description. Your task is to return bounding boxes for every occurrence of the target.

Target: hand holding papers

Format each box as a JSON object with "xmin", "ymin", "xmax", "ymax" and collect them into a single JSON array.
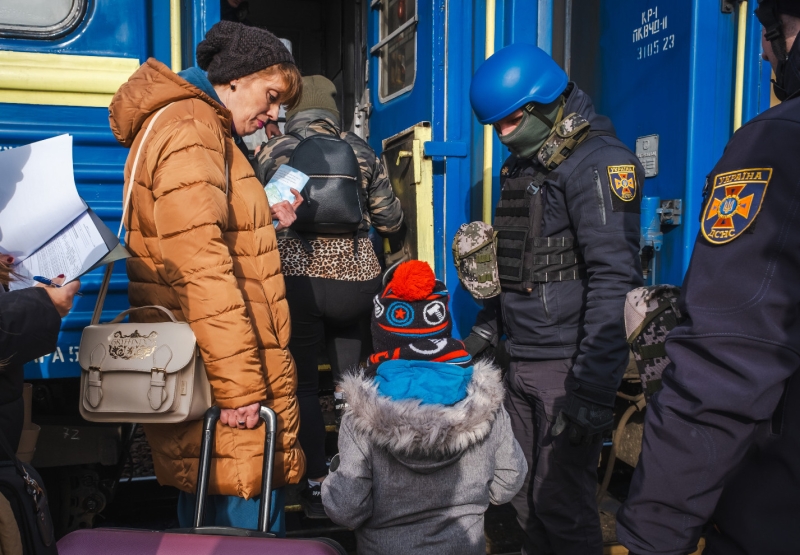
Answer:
[
  {"xmin": 0, "ymin": 135, "xmax": 127, "ymax": 289},
  {"xmin": 264, "ymin": 165, "xmax": 308, "ymax": 229},
  {"xmin": 265, "ymin": 165, "xmax": 309, "ymax": 205}
]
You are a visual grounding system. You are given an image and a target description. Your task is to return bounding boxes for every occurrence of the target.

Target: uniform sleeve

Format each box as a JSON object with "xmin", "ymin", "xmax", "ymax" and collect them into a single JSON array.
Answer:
[
  {"xmin": 616, "ymin": 117, "xmax": 800, "ymax": 555},
  {"xmin": 488, "ymin": 407, "xmax": 527, "ymax": 505},
  {"xmin": 254, "ymin": 135, "xmax": 294, "ymax": 187},
  {"xmin": 564, "ymin": 145, "xmax": 644, "ymax": 405},
  {"xmin": 321, "ymin": 416, "xmax": 374, "ymax": 528},
  {"xmin": 348, "ymin": 135, "xmax": 404, "ymax": 235},
  {"xmin": 150, "ymin": 115, "xmax": 266, "ymax": 409},
  {"xmin": 0, "ymin": 288, "xmax": 61, "ymax": 367}
]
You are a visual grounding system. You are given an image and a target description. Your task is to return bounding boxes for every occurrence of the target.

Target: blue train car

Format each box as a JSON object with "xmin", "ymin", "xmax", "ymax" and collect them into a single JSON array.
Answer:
[{"xmin": 0, "ymin": 0, "xmax": 773, "ymax": 541}]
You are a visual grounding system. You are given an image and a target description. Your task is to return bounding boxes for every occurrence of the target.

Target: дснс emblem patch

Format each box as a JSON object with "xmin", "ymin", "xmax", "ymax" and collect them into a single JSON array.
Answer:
[
  {"xmin": 607, "ymin": 165, "xmax": 637, "ymax": 202},
  {"xmin": 701, "ymin": 168, "xmax": 772, "ymax": 245}
]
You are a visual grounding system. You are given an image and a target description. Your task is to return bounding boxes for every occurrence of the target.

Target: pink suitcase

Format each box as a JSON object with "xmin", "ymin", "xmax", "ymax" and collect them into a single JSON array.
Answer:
[{"xmin": 58, "ymin": 406, "xmax": 347, "ymax": 555}]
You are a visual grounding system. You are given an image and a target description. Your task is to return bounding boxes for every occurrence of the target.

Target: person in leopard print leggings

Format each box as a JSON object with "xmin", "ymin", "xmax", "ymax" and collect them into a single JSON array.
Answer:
[{"xmin": 255, "ymin": 75, "xmax": 405, "ymax": 519}]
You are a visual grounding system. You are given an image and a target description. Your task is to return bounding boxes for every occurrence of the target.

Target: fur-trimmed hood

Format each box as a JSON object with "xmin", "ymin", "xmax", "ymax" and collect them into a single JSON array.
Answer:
[{"xmin": 340, "ymin": 359, "xmax": 505, "ymax": 472}]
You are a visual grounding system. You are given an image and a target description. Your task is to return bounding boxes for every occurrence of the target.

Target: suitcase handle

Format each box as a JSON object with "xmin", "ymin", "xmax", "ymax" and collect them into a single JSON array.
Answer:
[{"xmin": 193, "ymin": 405, "xmax": 277, "ymax": 533}]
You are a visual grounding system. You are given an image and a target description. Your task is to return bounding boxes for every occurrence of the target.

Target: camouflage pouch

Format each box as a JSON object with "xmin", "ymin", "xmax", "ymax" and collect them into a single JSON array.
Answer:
[
  {"xmin": 452, "ymin": 221, "xmax": 501, "ymax": 300},
  {"xmin": 537, "ymin": 112, "xmax": 591, "ymax": 171},
  {"xmin": 624, "ymin": 285, "xmax": 685, "ymax": 400}
]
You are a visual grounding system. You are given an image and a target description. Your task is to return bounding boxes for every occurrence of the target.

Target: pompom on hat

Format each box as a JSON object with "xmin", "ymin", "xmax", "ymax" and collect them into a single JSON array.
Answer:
[
  {"xmin": 196, "ymin": 21, "xmax": 295, "ymax": 84},
  {"xmin": 371, "ymin": 261, "xmax": 453, "ymax": 353}
]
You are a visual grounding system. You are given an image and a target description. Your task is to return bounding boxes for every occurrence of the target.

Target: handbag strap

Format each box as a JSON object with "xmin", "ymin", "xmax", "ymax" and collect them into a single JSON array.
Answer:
[
  {"xmin": 90, "ymin": 104, "xmax": 174, "ymax": 327},
  {"xmin": 109, "ymin": 305, "xmax": 178, "ymax": 323},
  {"xmin": 117, "ymin": 103, "xmax": 174, "ymax": 238}
]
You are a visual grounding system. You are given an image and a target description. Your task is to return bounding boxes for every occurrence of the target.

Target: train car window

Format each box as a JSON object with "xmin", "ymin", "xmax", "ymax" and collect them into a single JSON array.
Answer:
[
  {"xmin": 371, "ymin": 0, "xmax": 417, "ymax": 102},
  {"xmin": 0, "ymin": 0, "xmax": 85, "ymax": 39}
]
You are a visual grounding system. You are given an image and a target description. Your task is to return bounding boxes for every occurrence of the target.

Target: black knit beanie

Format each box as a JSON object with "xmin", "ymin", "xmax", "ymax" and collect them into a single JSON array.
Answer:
[{"xmin": 196, "ymin": 21, "xmax": 295, "ymax": 84}]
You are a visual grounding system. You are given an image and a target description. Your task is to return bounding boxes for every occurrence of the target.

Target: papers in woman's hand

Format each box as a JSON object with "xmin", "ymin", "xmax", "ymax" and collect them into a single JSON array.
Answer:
[
  {"xmin": 264, "ymin": 165, "xmax": 309, "ymax": 206},
  {"xmin": 0, "ymin": 135, "xmax": 123, "ymax": 289},
  {"xmin": 10, "ymin": 210, "xmax": 115, "ymax": 289},
  {"xmin": 0, "ymin": 135, "xmax": 87, "ymax": 259}
]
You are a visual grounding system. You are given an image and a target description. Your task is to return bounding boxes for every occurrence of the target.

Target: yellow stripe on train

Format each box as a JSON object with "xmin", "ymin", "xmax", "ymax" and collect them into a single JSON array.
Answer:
[{"xmin": 0, "ymin": 50, "xmax": 139, "ymax": 107}]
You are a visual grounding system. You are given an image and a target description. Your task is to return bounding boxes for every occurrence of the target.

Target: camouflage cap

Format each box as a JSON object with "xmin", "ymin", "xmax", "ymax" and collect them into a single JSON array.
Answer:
[{"xmin": 452, "ymin": 221, "xmax": 501, "ymax": 300}]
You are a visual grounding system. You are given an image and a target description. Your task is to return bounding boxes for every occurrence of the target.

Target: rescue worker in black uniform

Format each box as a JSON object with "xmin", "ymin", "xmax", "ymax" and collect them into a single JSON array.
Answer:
[
  {"xmin": 617, "ymin": 2, "xmax": 800, "ymax": 554},
  {"xmin": 467, "ymin": 44, "xmax": 644, "ymax": 555}
]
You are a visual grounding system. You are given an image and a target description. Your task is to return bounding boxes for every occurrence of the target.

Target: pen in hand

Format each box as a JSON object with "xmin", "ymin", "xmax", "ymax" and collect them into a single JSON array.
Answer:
[{"xmin": 33, "ymin": 275, "xmax": 84, "ymax": 297}]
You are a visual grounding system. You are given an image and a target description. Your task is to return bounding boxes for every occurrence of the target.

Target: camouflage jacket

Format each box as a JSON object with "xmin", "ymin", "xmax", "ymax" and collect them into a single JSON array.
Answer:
[{"xmin": 255, "ymin": 109, "xmax": 404, "ymax": 236}]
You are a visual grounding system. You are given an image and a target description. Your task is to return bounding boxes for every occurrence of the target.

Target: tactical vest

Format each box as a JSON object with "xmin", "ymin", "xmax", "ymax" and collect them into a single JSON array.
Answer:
[{"xmin": 495, "ymin": 113, "xmax": 604, "ymax": 292}]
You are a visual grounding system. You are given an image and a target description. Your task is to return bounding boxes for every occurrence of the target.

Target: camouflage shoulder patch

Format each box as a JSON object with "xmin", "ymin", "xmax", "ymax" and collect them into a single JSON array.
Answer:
[{"xmin": 701, "ymin": 168, "xmax": 772, "ymax": 245}]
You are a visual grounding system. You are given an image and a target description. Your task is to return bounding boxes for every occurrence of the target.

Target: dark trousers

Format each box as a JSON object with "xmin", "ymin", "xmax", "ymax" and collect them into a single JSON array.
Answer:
[
  {"xmin": 284, "ymin": 275, "xmax": 381, "ymax": 479},
  {"xmin": 505, "ymin": 358, "xmax": 604, "ymax": 555}
]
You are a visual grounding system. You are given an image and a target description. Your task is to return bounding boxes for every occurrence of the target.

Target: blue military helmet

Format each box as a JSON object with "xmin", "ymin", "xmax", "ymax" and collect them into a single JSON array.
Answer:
[{"xmin": 470, "ymin": 43, "xmax": 569, "ymax": 125}]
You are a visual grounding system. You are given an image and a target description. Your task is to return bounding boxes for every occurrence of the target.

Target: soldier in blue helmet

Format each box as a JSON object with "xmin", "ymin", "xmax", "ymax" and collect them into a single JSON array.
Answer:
[
  {"xmin": 465, "ymin": 44, "xmax": 643, "ymax": 554},
  {"xmin": 617, "ymin": 2, "xmax": 800, "ymax": 554}
]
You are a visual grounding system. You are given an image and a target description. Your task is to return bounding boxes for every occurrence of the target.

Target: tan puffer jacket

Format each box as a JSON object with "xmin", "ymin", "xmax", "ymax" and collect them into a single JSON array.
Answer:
[{"xmin": 108, "ymin": 59, "xmax": 304, "ymax": 498}]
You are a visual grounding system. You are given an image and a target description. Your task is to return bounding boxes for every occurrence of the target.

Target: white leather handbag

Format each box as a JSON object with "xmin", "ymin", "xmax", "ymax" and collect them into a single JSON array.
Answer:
[{"xmin": 79, "ymin": 104, "xmax": 212, "ymax": 423}]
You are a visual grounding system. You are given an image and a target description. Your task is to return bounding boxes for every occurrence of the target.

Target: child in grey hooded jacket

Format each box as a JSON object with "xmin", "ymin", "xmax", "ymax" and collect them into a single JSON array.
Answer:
[{"xmin": 321, "ymin": 261, "xmax": 526, "ymax": 555}]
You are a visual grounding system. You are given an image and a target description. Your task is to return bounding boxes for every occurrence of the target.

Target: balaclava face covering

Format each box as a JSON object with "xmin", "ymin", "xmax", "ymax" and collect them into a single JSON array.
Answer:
[{"xmin": 496, "ymin": 96, "xmax": 563, "ymax": 159}]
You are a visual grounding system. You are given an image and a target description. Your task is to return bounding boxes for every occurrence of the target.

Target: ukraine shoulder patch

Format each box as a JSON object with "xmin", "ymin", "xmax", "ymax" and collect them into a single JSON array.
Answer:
[
  {"xmin": 701, "ymin": 168, "xmax": 772, "ymax": 245},
  {"xmin": 608, "ymin": 165, "xmax": 638, "ymax": 202}
]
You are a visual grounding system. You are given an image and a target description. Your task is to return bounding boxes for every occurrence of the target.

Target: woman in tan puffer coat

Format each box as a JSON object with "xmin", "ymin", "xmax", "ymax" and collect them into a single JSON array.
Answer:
[{"xmin": 108, "ymin": 21, "xmax": 304, "ymax": 533}]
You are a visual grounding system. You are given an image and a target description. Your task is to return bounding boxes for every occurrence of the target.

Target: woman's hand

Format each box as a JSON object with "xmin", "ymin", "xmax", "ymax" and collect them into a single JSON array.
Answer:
[
  {"xmin": 220, "ymin": 402, "xmax": 262, "ymax": 429},
  {"xmin": 271, "ymin": 188, "xmax": 304, "ymax": 231},
  {"xmin": 37, "ymin": 276, "xmax": 81, "ymax": 317}
]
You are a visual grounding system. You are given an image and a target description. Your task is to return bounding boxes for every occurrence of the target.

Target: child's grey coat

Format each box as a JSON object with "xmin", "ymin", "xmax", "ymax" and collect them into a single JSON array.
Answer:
[{"xmin": 321, "ymin": 359, "xmax": 527, "ymax": 555}]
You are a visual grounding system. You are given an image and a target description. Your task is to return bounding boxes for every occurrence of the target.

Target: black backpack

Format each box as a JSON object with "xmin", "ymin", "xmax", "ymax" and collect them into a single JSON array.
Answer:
[
  {"xmin": 289, "ymin": 122, "xmax": 364, "ymax": 235},
  {"xmin": 0, "ymin": 430, "xmax": 57, "ymax": 555}
]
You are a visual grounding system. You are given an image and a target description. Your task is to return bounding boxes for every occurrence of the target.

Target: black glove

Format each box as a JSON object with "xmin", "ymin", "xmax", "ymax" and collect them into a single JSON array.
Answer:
[
  {"xmin": 385, "ymin": 223, "xmax": 407, "ymax": 254},
  {"xmin": 551, "ymin": 393, "xmax": 614, "ymax": 446},
  {"xmin": 463, "ymin": 333, "xmax": 491, "ymax": 357}
]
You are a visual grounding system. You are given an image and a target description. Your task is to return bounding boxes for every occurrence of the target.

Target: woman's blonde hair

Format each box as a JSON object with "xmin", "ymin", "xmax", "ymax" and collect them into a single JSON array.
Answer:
[
  {"xmin": 249, "ymin": 62, "xmax": 303, "ymax": 110},
  {"xmin": 0, "ymin": 260, "xmax": 12, "ymax": 287}
]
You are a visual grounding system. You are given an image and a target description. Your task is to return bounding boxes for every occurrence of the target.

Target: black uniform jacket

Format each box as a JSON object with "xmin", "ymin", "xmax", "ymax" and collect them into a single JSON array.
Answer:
[
  {"xmin": 0, "ymin": 288, "xmax": 60, "ymax": 452},
  {"xmin": 617, "ymin": 96, "xmax": 800, "ymax": 555},
  {"xmin": 476, "ymin": 85, "xmax": 643, "ymax": 405}
]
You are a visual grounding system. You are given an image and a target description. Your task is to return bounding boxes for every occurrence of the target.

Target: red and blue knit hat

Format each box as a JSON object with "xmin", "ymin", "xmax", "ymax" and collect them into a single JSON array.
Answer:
[
  {"xmin": 371, "ymin": 261, "xmax": 452, "ymax": 352},
  {"xmin": 368, "ymin": 261, "xmax": 471, "ymax": 371}
]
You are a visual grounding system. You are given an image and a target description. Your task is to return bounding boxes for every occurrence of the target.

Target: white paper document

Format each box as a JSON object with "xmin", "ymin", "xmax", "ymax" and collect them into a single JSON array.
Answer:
[
  {"xmin": 0, "ymin": 135, "xmax": 86, "ymax": 260},
  {"xmin": 10, "ymin": 211, "xmax": 107, "ymax": 289},
  {"xmin": 264, "ymin": 165, "xmax": 309, "ymax": 206}
]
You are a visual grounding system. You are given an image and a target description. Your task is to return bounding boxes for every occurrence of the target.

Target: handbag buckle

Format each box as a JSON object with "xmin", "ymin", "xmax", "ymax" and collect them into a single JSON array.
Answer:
[{"xmin": 148, "ymin": 366, "xmax": 168, "ymax": 410}]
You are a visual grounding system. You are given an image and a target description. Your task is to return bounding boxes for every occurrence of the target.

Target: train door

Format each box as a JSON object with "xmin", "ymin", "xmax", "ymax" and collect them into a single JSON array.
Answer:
[{"xmin": 364, "ymin": 0, "xmax": 484, "ymax": 336}]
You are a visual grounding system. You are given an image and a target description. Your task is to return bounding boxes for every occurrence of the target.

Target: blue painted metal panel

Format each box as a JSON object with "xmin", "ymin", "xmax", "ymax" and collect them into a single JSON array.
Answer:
[
  {"xmin": 182, "ymin": 0, "xmax": 221, "ymax": 69},
  {"xmin": 742, "ymin": 6, "xmax": 773, "ymax": 122},
  {"xmin": 681, "ymin": 2, "xmax": 736, "ymax": 280},
  {"xmin": 0, "ymin": 0, "xmax": 150, "ymax": 61},
  {"xmin": 537, "ymin": 0, "xmax": 553, "ymax": 53},
  {"xmin": 443, "ymin": 0, "xmax": 478, "ymax": 338}
]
